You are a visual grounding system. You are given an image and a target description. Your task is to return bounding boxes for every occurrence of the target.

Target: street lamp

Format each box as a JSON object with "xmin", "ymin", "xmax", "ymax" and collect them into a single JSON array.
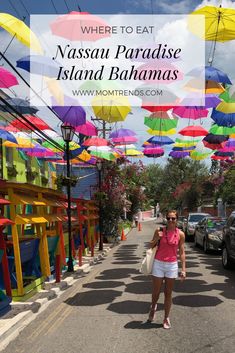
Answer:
[
  {"xmin": 61, "ymin": 124, "xmax": 75, "ymax": 272},
  {"xmin": 96, "ymin": 160, "xmax": 103, "ymax": 251}
]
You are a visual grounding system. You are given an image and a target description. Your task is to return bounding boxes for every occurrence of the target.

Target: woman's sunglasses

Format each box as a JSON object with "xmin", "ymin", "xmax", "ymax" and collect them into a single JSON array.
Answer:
[{"xmin": 167, "ymin": 217, "xmax": 176, "ymax": 221}]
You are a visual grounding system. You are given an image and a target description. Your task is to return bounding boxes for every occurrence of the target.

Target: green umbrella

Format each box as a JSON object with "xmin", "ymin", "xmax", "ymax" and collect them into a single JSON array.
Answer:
[
  {"xmin": 219, "ymin": 85, "xmax": 235, "ymax": 103},
  {"xmin": 144, "ymin": 117, "xmax": 178, "ymax": 131},
  {"xmin": 209, "ymin": 124, "xmax": 235, "ymax": 135},
  {"xmin": 90, "ymin": 150, "xmax": 116, "ymax": 161}
]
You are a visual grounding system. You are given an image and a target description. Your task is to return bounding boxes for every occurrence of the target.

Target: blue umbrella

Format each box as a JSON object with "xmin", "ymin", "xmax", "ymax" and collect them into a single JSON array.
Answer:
[
  {"xmin": 211, "ymin": 109, "xmax": 235, "ymax": 127},
  {"xmin": 172, "ymin": 146, "xmax": 195, "ymax": 151},
  {"xmin": 0, "ymin": 98, "xmax": 38, "ymax": 115},
  {"xmin": 16, "ymin": 55, "xmax": 61, "ymax": 78},
  {"xmin": 188, "ymin": 66, "xmax": 232, "ymax": 85},
  {"xmin": 147, "ymin": 136, "xmax": 174, "ymax": 145},
  {"xmin": 0, "ymin": 129, "xmax": 18, "ymax": 143}
]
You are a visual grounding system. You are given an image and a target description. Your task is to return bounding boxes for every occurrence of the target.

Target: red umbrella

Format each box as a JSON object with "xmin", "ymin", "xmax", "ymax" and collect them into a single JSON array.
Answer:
[
  {"xmin": 82, "ymin": 137, "xmax": 108, "ymax": 146},
  {"xmin": 142, "ymin": 104, "xmax": 174, "ymax": 112},
  {"xmin": 50, "ymin": 12, "xmax": 111, "ymax": 41},
  {"xmin": 179, "ymin": 125, "xmax": 208, "ymax": 137},
  {"xmin": 10, "ymin": 115, "xmax": 51, "ymax": 131}
]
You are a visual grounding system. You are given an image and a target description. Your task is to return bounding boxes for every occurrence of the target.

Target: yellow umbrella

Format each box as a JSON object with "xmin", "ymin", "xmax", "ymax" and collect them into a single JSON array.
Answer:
[
  {"xmin": 44, "ymin": 77, "xmax": 64, "ymax": 106},
  {"xmin": 125, "ymin": 149, "xmax": 143, "ymax": 157},
  {"xmin": 174, "ymin": 142, "xmax": 197, "ymax": 148},
  {"xmin": 184, "ymin": 79, "xmax": 225, "ymax": 94},
  {"xmin": 3, "ymin": 137, "xmax": 35, "ymax": 148},
  {"xmin": 92, "ymin": 95, "xmax": 131, "ymax": 122},
  {"xmin": 71, "ymin": 150, "xmax": 91, "ymax": 163},
  {"xmin": 216, "ymin": 101, "xmax": 235, "ymax": 114},
  {"xmin": 0, "ymin": 13, "xmax": 43, "ymax": 53},
  {"xmin": 147, "ymin": 128, "xmax": 176, "ymax": 136},
  {"xmin": 189, "ymin": 6, "xmax": 235, "ymax": 42}
]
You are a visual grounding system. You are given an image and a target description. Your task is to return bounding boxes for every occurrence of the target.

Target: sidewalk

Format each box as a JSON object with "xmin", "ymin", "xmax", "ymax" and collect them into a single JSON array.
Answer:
[{"xmin": 0, "ymin": 242, "xmax": 113, "ymax": 350}]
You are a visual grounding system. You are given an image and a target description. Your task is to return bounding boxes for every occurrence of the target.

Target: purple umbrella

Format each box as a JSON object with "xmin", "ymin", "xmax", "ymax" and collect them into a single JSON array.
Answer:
[
  {"xmin": 109, "ymin": 128, "xmax": 136, "ymax": 138},
  {"xmin": 225, "ymin": 138, "xmax": 235, "ymax": 148},
  {"xmin": 181, "ymin": 94, "xmax": 221, "ymax": 108},
  {"xmin": 52, "ymin": 96, "xmax": 86, "ymax": 127},
  {"xmin": 169, "ymin": 151, "xmax": 190, "ymax": 158},
  {"xmin": 203, "ymin": 133, "xmax": 229, "ymax": 144}
]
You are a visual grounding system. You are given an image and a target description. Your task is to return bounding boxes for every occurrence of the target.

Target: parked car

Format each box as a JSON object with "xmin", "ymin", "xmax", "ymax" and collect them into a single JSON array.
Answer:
[
  {"xmin": 177, "ymin": 216, "xmax": 187, "ymax": 231},
  {"xmin": 221, "ymin": 211, "xmax": 235, "ymax": 269},
  {"xmin": 185, "ymin": 213, "xmax": 211, "ymax": 240},
  {"xmin": 194, "ymin": 216, "xmax": 226, "ymax": 253}
]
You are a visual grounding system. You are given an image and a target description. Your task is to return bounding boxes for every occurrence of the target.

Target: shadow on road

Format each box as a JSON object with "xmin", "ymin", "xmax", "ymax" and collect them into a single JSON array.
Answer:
[{"xmin": 64, "ymin": 289, "xmax": 122, "ymax": 306}]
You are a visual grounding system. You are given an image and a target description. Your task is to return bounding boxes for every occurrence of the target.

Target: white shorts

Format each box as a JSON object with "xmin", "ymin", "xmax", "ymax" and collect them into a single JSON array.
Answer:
[{"xmin": 152, "ymin": 259, "xmax": 178, "ymax": 279}]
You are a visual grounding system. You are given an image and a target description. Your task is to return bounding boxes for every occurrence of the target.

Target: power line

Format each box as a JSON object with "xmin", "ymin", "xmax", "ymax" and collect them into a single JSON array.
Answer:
[
  {"xmin": 8, "ymin": 0, "xmax": 22, "ymax": 18},
  {"xmin": 50, "ymin": 0, "xmax": 59, "ymax": 14},
  {"xmin": 63, "ymin": 0, "xmax": 70, "ymax": 12},
  {"xmin": 18, "ymin": 0, "xmax": 30, "ymax": 17}
]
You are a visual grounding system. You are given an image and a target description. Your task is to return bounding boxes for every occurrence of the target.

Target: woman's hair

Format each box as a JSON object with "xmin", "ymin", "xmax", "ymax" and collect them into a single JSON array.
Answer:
[{"xmin": 166, "ymin": 210, "xmax": 178, "ymax": 219}]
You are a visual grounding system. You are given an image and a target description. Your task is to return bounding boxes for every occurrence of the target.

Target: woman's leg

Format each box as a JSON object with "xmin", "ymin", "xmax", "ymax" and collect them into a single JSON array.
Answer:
[
  {"xmin": 148, "ymin": 276, "xmax": 163, "ymax": 321},
  {"xmin": 164, "ymin": 278, "xmax": 175, "ymax": 319}
]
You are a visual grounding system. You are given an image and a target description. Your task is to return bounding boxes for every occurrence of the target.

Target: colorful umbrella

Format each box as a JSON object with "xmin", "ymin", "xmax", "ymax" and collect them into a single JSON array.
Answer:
[
  {"xmin": 147, "ymin": 136, "xmax": 174, "ymax": 145},
  {"xmin": 92, "ymin": 96, "xmax": 131, "ymax": 123},
  {"xmin": 169, "ymin": 151, "xmax": 189, "ymax": 158},
  {"xmin": 112, "ymin": 136, "xmax": 138, "ymax": 144},
  {"xmin": 179, "ymin": 125, "xmax": 208, "ymax": 137},
  {"xmin": 209, "ymin": 124, "xmax": 235, "ymax": 135},
  {"xmin": 0, "ymin": 67, "xmax": 18, "ymax": 88},
  {"xmin": 173, "ymin": 106, "xmax": 208, "ymax": 119},
  {"xmin": 125, "ymin": 149, "xmax": 143, "ymax": 157},
  {"xmin": 142, "ymin": 105, "xmax": 173, "ymax": 112},
  {"xmin": 75, "ymin": 121, "xmax": 97, "ymax": 136},
  {"xmin": 10, "ymin": 115, "xmax": 51, "ymax": 131},
  {"xmin": 0, "ymin": 13, "xmax": 42, "ymax": 53},
  {"xmin": 144, "ymin": 116, "xmax": 178, "ymax": 130},
  {"xmin": 83, "ymin": 137, "xmax": 108, "ymax": 147},
  {"xmin": 181, "ymin": 94, "xmax": 221, "ymax": 108},
  {"xmin": 109, "ymin": 128, "xmax": 136, "ymax": 138},
  {"xmin": 44, "ymin": 77, "xmax": 64, "ymax": 106},
  {"xmin": 0, "ymin": 98, "xmax": 38, "ymax": 115},
  {"xmin": 189, "ymin": 5, "xmax": 235, "ymax": 42},
  {"xmin": 188, "ymin": 66, "xmax": 232, "ymax": 85},
  {"xmin": 211, "ymin": 109, "xmax": 235, "ymax": 127},
  {"xmin": 184, "ymin": 79, "xmax": 225, "ymax": 94},
  {"xmin": 0, "ymin": 129, "xmax": 18, "ymax": 143},
  {"xmin": 50, "ymin": 12, "xmax": 111, "ymax": 41},
  {"xmin": 143, "ymin": 147, "xmax": 164, "ymax": 154},
  {"xmin": 219, "ymin": 85, "xmax": 235, "ymax": 103},
  {"xmin": 216, "ymin": 101, "xmax": 235, "ymax": 114},
  {"xmin": 16, "ymin": 55, "xmax": 61, "ymax": 78},
  {"xmin": 52, "ymin": 96, "xmax": 86, "ymax": 127},
  {"xmin": 147, "ymin": 128, "xmax": 176, "ymax": 136},
  {"xmin": 224, "ymin": 138, "xmax": 235, "ymax": 148}
]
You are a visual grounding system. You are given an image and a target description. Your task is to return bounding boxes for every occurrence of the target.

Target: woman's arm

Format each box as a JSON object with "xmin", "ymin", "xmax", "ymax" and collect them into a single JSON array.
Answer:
[
  {"xmin": 179, "ymin": 230, "xmax": 186, "ymax": 279},
  {"xmin": 149, "ymin": 227, "xmax": 161, "ymax": 248}
]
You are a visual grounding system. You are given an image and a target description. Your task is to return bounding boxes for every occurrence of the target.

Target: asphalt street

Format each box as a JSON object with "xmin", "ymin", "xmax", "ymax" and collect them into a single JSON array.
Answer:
[{"xmin": 2, "ymin": 220, "xmax": 235, "ymax": 353}]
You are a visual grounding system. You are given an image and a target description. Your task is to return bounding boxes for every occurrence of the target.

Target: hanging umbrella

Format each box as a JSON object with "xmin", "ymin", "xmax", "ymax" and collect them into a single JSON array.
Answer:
[
  {"xmin": 147, "ymin": 136, "xmax": 174, "ymax": 145},
  {"xmin": 89, "ymin": 150, "xmax": 116, "ymax": 161},
  {"xmin": 181, "ymin": 94, "xmax": 221, "ymax": 108},
  {"xmin": 138, "ymin": 85, "xmax": 179, "ymax": 106},
  {"xmin": 184, "ymin": 79, "xmax": 225, "ymax": 94},
  {"xmin": 189, "ymin": 5, "xmax": 235, "ymax": 42},
  {"xmin": 0, "ymin": 67, "xmax": 18, "ymax": 88},
  {"xmin": 0, "ymin": 129, "xmax": 18, "ymax": 143},
  {"xmin": 173, "ymin": 106, "xmax": 208, "ymax": 119},
  {"xmin": 109, "ymin": 128, "xmax": 136, "ymax": 139},
  {"xmin": 172, "ymin": 146, "xmax": 195, "ymax": 151},
  {"xmin": 75, "ymin": 121, "xmax": 97, "ymax": 136},
  {"xmin": 144, "ymin": 116, "xmax": 178, "ymax": 130},
  {"xmin": 219, "ymin": 85, "xmax": 235, "ymax": 103},
  {"xmin": 143, "ymin": 147, "xmax": 164, "ymax": 154},
  {"xmin": 209, "ymin": 124, "xmax": 235, "ymax": 135},
  {"xmin": 188, "ymin": 66, "xmax": 232, "ymax": 85},
  {"xmin": 44, "ymin": 77, "xmax": 64, "ymax": 106},
  {"xmin": 214, "ymin": 151, "xmax": 234, "ymax": 157},
  {"xmin": 203, "ymin": 133, "xmax": 228, "ymax": 144},
  {"xmin": 52, "ymin": 96, "xmax": 86, "ymax": 127},
  {"xmin": 179, "ymin": 125, "xmax": 208, "ymax": 137},
  {"xmin": 83, "ymin": 137, "xmax": 108, "ymax": 147},
  {"xmin": 216, "ymin": 101, "xmax": 235, "ymax": 114},
  {"xmin": 50, "ymin": 12, "xmax": 111, "ymax": 41},
  {"xmin": 92, "ymin": 96, "xmax": 131, "ymax": 123},
  {"xmin": 211, "ymin": 109, "xmax": 235, "ymax": 127},
  {"xmin": 0, "ymin": 13, "xmax": 42, "ymax": 53},
  {"xmin": 10, "ymin": 115, "xmax": 51, "ymax": 131},
  {"xmin": 125, "ymin": 149, "xmax": 143, "ymax": 157},
  {"xmin": 190, "ymin": 150, "xmax": 213, "ymax": 160},
  {"xmin": 169, "ymin": 151, "xmax": 190, "ymax": 158},
  {"xmin": 3, "ymin": 137, "xmax": 35, "ymax": 148},
  {"xmin": 202, "ymin": 140, "xmax": 225, "ymax": 150},
  {"xmin": 224, "ymin": 138, "xmax": 235, "ymax": 148},
  {"xmin": 211, "ymin": 155, "xmax": 230, "ymax": 161},
  {"xmin": 142, "ymin": 105, "xmax": 173, "ymax": 112},
  {"xmin": 16, "ymin": 55, "xmax": 61, "ymax": 78},
  {"xmin": 111, "ymin": 136, "xmax": 138, "ymax": 144},
  {"xmin": 147, "ymin": 128, "xmax": 176, "ymax": 136},
  {"xmin": 148, "ymin": 111, "xmax": 172, "ymax": 119},
  {"xmin": 0, "ymin": 98, "xmax": 38, "ymax": 115}
]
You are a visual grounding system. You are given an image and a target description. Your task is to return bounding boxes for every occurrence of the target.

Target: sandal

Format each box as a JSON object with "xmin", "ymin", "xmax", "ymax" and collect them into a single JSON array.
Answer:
[
  {"xmin": 163, "ymin": 317, "xmax": 171, "ymax": 329},
  {"xmin": 147, "ymin": 304, "xmax": 157, "ymax": 322}
]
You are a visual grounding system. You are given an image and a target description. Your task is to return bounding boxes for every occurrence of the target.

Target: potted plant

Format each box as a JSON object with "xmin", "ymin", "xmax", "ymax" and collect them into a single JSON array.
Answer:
[
  {"xmin": 41, "ymin": 175, "xmax": 49, "ymax": 186},
  {"xmin": 26, "ymin": 169, "xmax": 38, "ymax": 182}
]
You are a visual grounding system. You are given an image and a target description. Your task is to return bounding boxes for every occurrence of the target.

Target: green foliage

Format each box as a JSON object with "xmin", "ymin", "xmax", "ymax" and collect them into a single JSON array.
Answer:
[
  {"xmin": 7, "ymin": 164, "xmax": 18, "ymax": 178},
  {"xmin": 26, "ymin": 170, "xmax": 38, "ymax": 182},
  {"xmin": 218, "ymin": 168, "xmax": 235, "ymax": 205}
]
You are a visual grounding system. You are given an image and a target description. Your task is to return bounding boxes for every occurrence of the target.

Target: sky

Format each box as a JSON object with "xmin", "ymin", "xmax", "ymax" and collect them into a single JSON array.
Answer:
[{"xmin": 0, "ymin": 0, "xmax": 235, "ymax": 166}]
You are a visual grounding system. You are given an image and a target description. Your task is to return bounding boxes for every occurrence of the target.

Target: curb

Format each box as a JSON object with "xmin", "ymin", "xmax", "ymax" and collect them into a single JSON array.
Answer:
[{"xmin": 0, "ymin": 244, "xmax": 112, "ymax": 351}]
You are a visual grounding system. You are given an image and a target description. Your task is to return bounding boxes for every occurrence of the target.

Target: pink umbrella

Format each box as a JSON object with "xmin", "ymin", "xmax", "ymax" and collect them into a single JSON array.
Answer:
[
  {"xmin": 0, "ymin": 67, "xmax": 18, "ymax": 88},
  {"xmin": 143, "ymin": 147, "xmax": 164, "ymax": 154},
  {"xmin": 179, "ymin": 125, "xmax": 208, "ymax": 137},
  {"xmin": 137, "ymin": 61, "xmax": 183, "ymax": 83},
  {"xmin": 173, "ymin": 106, "xmax": 209, "ymax": 119},
  {"xmin": 75, "ymin": 121, "xmax": 97, "ymax": 136},
  {"xmin": 83, "ymin": 137, "xmax": 108, "ymax": 146},
  {"xmin": 112, "ymin": 136, "xmax": 138, "ymax": 144}
]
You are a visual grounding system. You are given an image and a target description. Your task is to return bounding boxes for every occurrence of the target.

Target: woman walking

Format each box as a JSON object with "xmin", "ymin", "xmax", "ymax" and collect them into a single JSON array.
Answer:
[{"xmin": 148, "ymin": 210, "xmax": 186, "ymax": 329}]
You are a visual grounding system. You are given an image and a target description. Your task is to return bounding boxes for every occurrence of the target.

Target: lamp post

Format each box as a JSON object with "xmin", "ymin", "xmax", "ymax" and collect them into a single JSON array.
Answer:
[
  {"xmin": 61, "ymin": 124, "xmax": 75, "ymax": 272},
  {"xmin": 96, "ymin": 160, "xmax": 103, "ymax": 251}
]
